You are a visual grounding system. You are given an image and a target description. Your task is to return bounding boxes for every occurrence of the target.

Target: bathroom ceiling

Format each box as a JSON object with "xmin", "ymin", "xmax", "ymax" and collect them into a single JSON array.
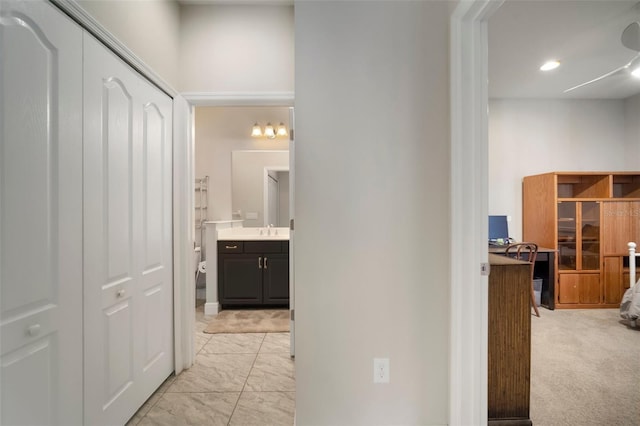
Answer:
[{"xmin": 489, "ymin": 0, "xmax": 640, "ymax": 99}]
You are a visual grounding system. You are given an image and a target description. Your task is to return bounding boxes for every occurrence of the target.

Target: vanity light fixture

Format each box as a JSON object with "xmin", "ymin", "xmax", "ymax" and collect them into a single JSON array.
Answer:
[
  {"xmin": 251, "ymin": 122, "xmax": 288, "ymax": 139},
  {"xmin": 264, "ymin": 123, "xmax": 276, "ymax": 139},
  {"xmin": 276, "ymin": 123, "xmax": 288, "ymax": 137},
  {"xmin": 540, "ymin": 60, "xmax": 561, "ymax": 71},
  {"xmin": 251, "ymin": 123, "xmax": 263, "ymax": 137}
]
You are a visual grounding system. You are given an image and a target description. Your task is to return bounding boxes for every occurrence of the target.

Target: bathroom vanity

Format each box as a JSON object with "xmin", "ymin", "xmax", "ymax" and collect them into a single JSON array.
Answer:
[
  {"xmin": 204, "ymin": 223, "xmax": 290, "ymax": 314},
  {"xmin": 218, "ymin": 240, "xmax": 289, "ymax": 307}
]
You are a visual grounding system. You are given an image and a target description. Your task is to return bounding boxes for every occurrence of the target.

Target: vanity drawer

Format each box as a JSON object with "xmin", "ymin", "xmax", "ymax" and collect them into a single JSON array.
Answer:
[
  {"xmin": 218, "ymin": 241, "xmax": 243, "ymax": 253},
  {"xmin": 244, "ymin": 241, "xmax": 283, "ymax": 253}
]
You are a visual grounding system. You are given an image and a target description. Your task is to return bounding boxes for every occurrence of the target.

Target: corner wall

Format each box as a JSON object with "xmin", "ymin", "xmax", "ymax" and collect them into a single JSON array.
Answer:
[{"xmin": 295, "ymin": 2, "xmax": 450, "ymax": 424}]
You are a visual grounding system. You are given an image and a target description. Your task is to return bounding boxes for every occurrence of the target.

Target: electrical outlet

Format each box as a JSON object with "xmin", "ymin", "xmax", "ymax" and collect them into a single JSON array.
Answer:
[{"xmin": 373, "ymin": 358, "xmax": 390, "ymax": 383}]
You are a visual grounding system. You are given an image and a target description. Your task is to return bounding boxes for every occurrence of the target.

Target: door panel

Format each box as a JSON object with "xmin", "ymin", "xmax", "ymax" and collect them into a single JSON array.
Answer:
[
  {"xmin": 1, "ymin": 1, "xmax": 83, "ymax": 424},
  {"xmin": 84, "ymin": 33, "xmax": 173, "ymax": 426},
  {"xmin": 579, "ymin": 274, "xmax": 600, "ymax": 304},
  {"xmin": 558, "ymin": 274, "xmax": 579, "ymax": 304}
]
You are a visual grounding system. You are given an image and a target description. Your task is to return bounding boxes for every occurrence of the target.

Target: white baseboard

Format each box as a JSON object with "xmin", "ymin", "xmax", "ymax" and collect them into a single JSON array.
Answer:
[{"xmin": 204, "ymin": 302, "xmax": 220, "ymax": 316}]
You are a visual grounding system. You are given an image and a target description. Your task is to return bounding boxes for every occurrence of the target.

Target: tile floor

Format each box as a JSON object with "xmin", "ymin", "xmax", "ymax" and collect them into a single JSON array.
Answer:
[{"xmin": 126, "ymin": 303, "xmax": 295, "ymax": 425}]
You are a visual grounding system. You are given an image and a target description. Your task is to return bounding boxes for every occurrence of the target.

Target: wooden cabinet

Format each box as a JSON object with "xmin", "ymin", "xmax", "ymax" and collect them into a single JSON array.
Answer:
[
  {"xmin": 524, "ymin": 172, "xmax": 640, "ymax": 308},
  {"xmin": 488, "ymin": 254, "xmax": 531, "ymax": 425},
  {"xmin": 218, "ymin": 241, "xmax": 289, "ymax": 307}
]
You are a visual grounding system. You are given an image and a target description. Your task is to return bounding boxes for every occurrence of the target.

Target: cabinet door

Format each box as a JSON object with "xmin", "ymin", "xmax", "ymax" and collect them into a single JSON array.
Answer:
[
  {"xmin": 557, "ymin": 202, "xmax": 577, "ymax": 270},
  {"xmin": 219, "ymin": 254, "xmax": 262, "ymax": 304},
  {"xmin": 578, "ymin": 274, "xmax": 600, "ymax": 304},
  {"xmin": 263, "ymin": 253, "xmax": 290, "ymax": 305},
  {"xmin": 83, "ymin": 34, "xmax": 173, "ymax": 426},
  {"xmin": 603, "ymin": 257, "xmax": 622, "ymax": 304},
  {"xmin": 558, "ymin": 274, "xmax": 600, "ymax": 304},
  {"xmin": 558, "ymin": 274, "xmax": 580, "ymax": 304},
  {"xmin": 1, "ymin": 1, "xmax": 83, "ymax": 424}
]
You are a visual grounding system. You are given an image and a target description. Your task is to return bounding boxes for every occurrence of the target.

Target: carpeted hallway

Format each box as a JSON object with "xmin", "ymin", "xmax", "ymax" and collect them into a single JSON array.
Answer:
[{"xmin": 531, "ymin": 309, "xmax": 640, "ymax": 425}]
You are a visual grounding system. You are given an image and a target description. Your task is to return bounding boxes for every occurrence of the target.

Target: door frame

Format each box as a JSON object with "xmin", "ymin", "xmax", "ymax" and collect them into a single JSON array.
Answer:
[{"xmin": 449, "ymin": 1, "xmax": 502, "ymax": 424}]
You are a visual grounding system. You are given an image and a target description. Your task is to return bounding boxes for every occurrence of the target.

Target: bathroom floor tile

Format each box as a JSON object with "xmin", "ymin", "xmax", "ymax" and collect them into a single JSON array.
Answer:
[
  {"xmin": 229, "ymin": 391, "xmax": 295, "ymax": 426},
  {"xmin": 244, "ymin": 353, "xmax": 295, "ymax": 392},
  {"xmin": 259, "ymin": 332, "xmax": 290, "ymax": 353},
  {"xmin": 194, "ymin": 332, "xmax": 211, "ymax": 354},
  {"xmin": 202, "ymin": 333, "xmax": 265, "ymax": 354},
  {"xmin": 167, "ymin": 353, "xmax": 256, "ymax": 393},
  {"xmin": 137, "ymin": 392, "xmax": 240, "ymax": 426}
]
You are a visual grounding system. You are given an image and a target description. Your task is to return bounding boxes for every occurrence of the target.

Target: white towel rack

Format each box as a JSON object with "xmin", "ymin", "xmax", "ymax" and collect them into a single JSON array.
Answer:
[{"xmin": 195, "ymin": 176, "xmax": 209, "ymax": 249}]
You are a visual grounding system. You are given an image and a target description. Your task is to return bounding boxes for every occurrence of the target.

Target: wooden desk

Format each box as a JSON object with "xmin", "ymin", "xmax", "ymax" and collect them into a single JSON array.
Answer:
[
  {"xmin": 488, "ymin": 254, "xmax": 532, "ymax": 425},
  {"xmin": 490, "ymin": 246, "xmax": 556, "ymax": 310}
]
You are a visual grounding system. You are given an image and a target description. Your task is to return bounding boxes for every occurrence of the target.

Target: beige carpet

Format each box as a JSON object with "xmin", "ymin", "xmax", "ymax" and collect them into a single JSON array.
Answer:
[{"xmin": 204, "ymin": 309, "xmax": 289, "ymax": 334}]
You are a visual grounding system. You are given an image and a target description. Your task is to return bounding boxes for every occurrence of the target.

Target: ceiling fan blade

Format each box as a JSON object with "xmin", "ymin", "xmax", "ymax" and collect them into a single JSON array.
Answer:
[
  {"xmin": 563, "ymin": 64, "xmax": 627, "ymax": 93},
  {"xmin": 622, "ymin": 22, "xmax": 640, "ymax": 52}
]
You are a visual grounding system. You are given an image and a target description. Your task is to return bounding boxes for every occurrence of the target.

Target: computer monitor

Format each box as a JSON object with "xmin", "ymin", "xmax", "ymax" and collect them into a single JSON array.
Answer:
[{"xmin": 488, "ymin": 215, "xmax": 509, "ymax": 241}]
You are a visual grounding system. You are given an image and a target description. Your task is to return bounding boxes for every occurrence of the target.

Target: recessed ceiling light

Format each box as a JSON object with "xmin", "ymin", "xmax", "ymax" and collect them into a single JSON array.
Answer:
[
  {"xmin": 540, "ymin": 60, "xmax": 561, "ymax": 71},
  {"xmin": 632, "ymin": 66, "xmax": 640, "ymax": 78}
]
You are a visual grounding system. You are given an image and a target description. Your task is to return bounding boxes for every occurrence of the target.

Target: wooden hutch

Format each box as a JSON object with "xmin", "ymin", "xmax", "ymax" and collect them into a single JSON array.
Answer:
[{"xmin": 523, "ymin": 172, "xmax": 640, "ymax": 309}]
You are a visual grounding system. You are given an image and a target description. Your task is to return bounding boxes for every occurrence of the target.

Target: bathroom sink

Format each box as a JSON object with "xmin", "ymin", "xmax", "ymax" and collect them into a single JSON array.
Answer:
[{"xmin": 217, "ymin": 227, "xmax": 289, "ymax": 241}]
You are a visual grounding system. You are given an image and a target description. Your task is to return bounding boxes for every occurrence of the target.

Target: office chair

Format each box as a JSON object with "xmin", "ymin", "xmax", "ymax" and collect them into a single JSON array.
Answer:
[{"xmin": 505, "ymin": 242, "xmax": 540, "ymax": 317}]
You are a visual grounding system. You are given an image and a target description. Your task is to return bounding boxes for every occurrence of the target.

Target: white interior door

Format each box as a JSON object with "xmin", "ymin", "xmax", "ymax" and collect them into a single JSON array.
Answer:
[
  {"xmin": 0, "ymin": 1, "xmax": 83, "ymax": 424},
  {"xmin": 83, "ymin": 33, "xmax": 173, "ymax": 426}
]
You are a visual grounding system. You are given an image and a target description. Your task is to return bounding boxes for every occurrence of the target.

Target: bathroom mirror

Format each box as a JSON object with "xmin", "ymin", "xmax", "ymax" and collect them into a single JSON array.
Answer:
[{"xmin": 231, "ymin": 150, "xmax": 289, "ymax": 227}]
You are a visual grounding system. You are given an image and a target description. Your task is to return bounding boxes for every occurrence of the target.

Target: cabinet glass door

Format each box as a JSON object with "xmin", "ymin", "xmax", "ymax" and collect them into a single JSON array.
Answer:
[
  {"xmin": 558, "ymin": 201, "xmax": 577, "ymax": 270},
  {"xmin": 581, "ymin": 201, "xmax": 600, "ymax": 270}
]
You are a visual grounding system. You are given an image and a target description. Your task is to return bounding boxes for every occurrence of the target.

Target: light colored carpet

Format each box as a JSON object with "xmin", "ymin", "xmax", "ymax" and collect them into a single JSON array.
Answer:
[
  {"xmin": 530, "ymin": 308, "xmax": 640, "ymax": 425},
  {"xmin": 204, "ymin": 309, "xmax": 289, "ymax": 334}
]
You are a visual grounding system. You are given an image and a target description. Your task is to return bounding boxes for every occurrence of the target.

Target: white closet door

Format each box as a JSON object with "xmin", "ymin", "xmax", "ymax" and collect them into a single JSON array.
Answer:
[
  {"xmin": 0, "ymin": 1, "xmax": 83, "ymax": 424},
  {"xmin": 83, "ymin": 33, "xmax": 173, "ymax": 426}
]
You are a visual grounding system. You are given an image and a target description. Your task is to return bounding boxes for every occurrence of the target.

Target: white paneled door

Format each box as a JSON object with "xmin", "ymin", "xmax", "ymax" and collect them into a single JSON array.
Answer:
[
  {"xmin": 0, "ymin": 1, "xmax": 83, "ymax": 424},
  {"xmin": 83, "ymin": 34, "xmax": 173, "ymax": 425}
]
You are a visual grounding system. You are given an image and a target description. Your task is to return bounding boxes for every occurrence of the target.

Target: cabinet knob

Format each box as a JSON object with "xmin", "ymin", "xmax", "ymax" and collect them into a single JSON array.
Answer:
[
  {"xmin": 264, "ymin": 257, "xmax": 268, "ymax": 269},
  {"xmin": 258, "ymin": 257, "xmax": 263, "ymax": 269},
  {"xmin": 117, "ymin": 289, "xmax": 125, "ymax": 298},
  {"xmin": 27, "ymin": 324, "xmax": 41, "ymax": 337}
]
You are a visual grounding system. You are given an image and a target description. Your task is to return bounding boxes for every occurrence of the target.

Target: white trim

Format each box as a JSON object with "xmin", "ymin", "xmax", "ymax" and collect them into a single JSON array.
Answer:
[
  {"xmin": 450, "ymin": 1, "xmax": 503, "ymax": 425},
  {"xmin": 50, "ymin": 0, "xmax": 177, "ymax": 98},
  {"xmin": 204, "ymin": 302, "xmax": 220, "ymax": 316},
  {"xmin": 172, "ymin": 96, "xmax": 196, "ymax": 374},
  {"xmin": 182, "ymin": 91, "xmax": 295, "ymax": 106}
]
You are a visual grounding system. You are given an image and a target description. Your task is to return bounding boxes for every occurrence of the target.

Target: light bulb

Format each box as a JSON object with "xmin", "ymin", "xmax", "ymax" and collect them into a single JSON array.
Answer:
[
  {"xmin": 632, "ymin": 66, "xmax": 640, "ymax": 78},
  {"xmin": 276, "ymin": 123, "xmax": 288, "ymax": 137},
  {"xmin": 251, "ymin": 123, "xmax": 262, "ymax": 137},
  {"xmin": 264, "ymin": 123, "xmax": 276, "ymax": 139}
]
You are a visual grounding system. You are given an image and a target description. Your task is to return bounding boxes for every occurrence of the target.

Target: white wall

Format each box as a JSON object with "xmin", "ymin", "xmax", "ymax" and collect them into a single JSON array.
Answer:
[
  {"xmin": 625, "ymin": 94, "xmax": 640, "ymax": 169},
  {"xmin": 489, "ymin": 99, "xmax": 631, "ymax": 241},
  {"xmin": 295, "ymin": 2, "xmax": 450, "ymax": 424},
  {"xmin": 77, "ymin": 0, "xmax": 180, "ymax": 89},
  {"xmin": 179, "ymin": 4, "xmax": 294, "ymax": 92},
  {"xmin": 231, "ymin": 150, "xmax": 289, "ymax": 227},
  {"xmin": 194, "ymin": 107, "xmax": 289, "ymax": 226}
]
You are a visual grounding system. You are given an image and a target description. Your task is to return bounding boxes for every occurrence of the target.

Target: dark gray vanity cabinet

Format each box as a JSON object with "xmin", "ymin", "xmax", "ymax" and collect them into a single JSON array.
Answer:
[{"xmin": 218, "ymin": 240, "xmax": 289, "ymax": 307}]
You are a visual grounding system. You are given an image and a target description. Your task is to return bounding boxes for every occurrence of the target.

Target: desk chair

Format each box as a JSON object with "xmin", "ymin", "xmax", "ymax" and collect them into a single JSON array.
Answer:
[{"xmin": 505, "ymin": 242, "xmax": 540, "ymax": 317}]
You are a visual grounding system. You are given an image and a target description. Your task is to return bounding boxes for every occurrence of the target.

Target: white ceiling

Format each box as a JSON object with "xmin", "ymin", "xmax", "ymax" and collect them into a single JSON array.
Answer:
[{"xmin": 489, "ymin": 0, "xmax": 640, "ymax": 99}]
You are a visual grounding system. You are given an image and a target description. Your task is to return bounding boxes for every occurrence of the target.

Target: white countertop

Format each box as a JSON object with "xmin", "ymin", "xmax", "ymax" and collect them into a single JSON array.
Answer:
[{"xmin": 216, "ymin": 227, "xmax": 289, "ymax": 241}]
